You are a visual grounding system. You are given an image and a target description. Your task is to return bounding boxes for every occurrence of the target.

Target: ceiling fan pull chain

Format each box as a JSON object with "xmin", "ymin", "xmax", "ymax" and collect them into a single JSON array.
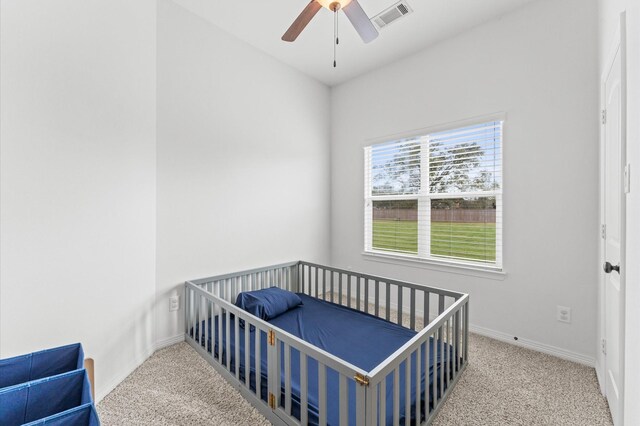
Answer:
[
  {"xmin": 333, "ymin": 7, "xmax": 338, "ymax": 67},
  {"xmin": 337, "ymin": 7, "xmax": 340, "ymax": 46}
]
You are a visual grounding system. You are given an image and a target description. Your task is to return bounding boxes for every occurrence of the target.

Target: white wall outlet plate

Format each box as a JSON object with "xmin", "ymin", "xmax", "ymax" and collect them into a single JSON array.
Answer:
[
  {"xmin": 557, "ymin": 305, "xmax": 571, "ymax": 323},
  {"xmin": 169, "ymin": 295, "xmax": 179, "ymax": 312}
]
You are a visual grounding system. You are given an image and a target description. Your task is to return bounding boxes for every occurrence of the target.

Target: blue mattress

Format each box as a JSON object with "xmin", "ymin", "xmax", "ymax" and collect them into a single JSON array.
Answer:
[{"xmin": 192, "ymin": 294, "xmax": 455, "ymax": 425}]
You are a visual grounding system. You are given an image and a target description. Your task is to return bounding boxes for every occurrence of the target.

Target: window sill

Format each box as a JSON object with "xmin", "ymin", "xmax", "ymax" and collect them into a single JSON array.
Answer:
[{"xmin": 362, "ymin": 250, "xmax": 506, "ymax": 280}]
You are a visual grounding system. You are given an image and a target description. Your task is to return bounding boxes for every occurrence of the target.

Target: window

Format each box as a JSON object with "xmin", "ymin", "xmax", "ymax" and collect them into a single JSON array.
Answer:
[{"xmin": 364, "ymin": 120, "xmax": 503, "ymax": 269}]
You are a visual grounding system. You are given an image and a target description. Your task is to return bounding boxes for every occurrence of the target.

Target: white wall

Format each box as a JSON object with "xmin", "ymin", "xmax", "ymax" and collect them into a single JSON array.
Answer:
[
  {"xmin": 0, "ymin": 0, "xmax": 614, "ymax": 411},
  {"xmin": 155, "ymin": 0, "xmax": 331, "ymax": 344},
  {"xmin": 598, "ymin": 1, "xmax": 640, "ymax": 424},
  {"xmin": 331, "ymin": 0, "xmax": 599, "ymax": 362},
  {"xmin": 0, "ymin": 0, "xmax": 157, "ymax": 401}
]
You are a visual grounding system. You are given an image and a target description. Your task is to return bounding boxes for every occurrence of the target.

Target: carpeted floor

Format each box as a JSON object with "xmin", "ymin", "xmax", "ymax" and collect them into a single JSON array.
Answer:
[{"xmin": 97, "ymin": 334, "xmax": 612, "ymax": 425}]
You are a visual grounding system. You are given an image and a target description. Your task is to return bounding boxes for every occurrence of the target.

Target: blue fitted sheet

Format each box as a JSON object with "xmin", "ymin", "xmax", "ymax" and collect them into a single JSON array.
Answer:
[{"xmin": 192, "ymin": 294, "xmax": 456, "ymax": 425}]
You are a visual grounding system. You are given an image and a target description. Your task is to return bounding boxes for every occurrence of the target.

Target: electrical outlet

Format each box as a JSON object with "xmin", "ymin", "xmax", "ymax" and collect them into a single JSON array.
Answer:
[
  {"xmin": 557, "ymin": 306, "xmax": 571, "ymax": 323},
  {"xmin": 169, "ymin": 296, "xmax": 179, "ymax": 312}
]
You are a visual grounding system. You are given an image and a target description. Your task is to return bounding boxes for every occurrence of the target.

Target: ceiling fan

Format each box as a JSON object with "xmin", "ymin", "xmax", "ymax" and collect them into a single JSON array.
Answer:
[{"xmin": 282, "ymin": 0, "xmax": 379, "ymax": 66}]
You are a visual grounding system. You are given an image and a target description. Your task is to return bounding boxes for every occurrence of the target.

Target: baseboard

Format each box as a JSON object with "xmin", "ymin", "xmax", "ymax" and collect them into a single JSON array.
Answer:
[
  {"xmin": 595, "ymin": 360, "xmax": 606, "ymax": 394},
  {"xmin": 470, "ymin": 324, "xmax": 596, "ymax": 367},
  {"xmin": 154, "ymin": 333, "xmax": 185, "ymax": 351},
  {"xmin": 95, "ymin": 346, "xmax": 154, "ymax": 403},
  {"xmin": 348, "ymin": 292, "xmax": 596, "ymax": 367}
]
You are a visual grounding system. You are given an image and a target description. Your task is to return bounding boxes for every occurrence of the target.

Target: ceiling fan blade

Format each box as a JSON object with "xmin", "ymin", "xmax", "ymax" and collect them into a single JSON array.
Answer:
[
  {"xmin": 282, "ymin": 1, "xmax": 323, "ymax": 42},
  {"xmin": 342, "ymin": 0, "xmax": 378, "ymax": 43}
]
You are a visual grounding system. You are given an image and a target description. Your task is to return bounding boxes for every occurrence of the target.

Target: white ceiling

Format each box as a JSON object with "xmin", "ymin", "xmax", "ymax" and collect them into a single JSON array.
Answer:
[{"xmin": 171, "ymin": 0, "xmax": 537, "ymax": 86}]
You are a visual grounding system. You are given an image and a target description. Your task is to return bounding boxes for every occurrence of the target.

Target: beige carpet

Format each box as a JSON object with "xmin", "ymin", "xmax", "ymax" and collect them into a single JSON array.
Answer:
[{"xmin": 97, "ymin": 334, "xmax": 611, "ymax": 425}]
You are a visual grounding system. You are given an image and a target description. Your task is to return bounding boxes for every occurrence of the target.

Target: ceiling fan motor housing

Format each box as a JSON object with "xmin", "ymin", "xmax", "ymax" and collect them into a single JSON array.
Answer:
[{"xmin": 317, "ymin": 0, "xmax": 352, "ymax": 10}]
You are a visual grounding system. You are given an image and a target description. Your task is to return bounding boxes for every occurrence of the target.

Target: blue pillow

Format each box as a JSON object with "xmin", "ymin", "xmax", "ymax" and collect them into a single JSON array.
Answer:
[{"xmin": 235, "ymin": 287, "xmax": 303, "ymax": 321}]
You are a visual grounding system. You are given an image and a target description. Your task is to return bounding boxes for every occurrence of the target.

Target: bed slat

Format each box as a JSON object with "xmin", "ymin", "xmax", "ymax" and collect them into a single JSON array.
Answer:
[
  {"xmin": 234, "ymin": 314, "xmax": 240, "ymax": 380},
  {"xmin": 318, "ymin": 363, "xmax": 327, "ymax": 426},
  {"xmin": 218, "ymin": 303, "xmax": 223, "ymax": 366},
  {"xmin": 364, "ymin": 278, "xmax": 369, "ymax": 314},
  {"xmin": 425, "ymin": 339, "xmax": 430, "ymax": 420},
  {"xmin": 199, "ymin": 293, "xmax": 204, "ymax": 344},
  {"xmin": 386, "ymin": 282, "xmax": 391, "ymax": 321},
  {"xmin": 315, "ymin": 267, "xmax": 319, "ymax": 299},
  {"xmin": 374, "ymin": 280, "xmax": 380, "ymax": 317},
  {"xmin": 203, "ymin": 296, "xmax": 208, "ymax": 350},
  {"xmin": 415, "ymin": 345, "xmax": 421, "ymax": 425},
  {"xmin": 397, "ymin": 285, "xmax": 403, "ymax": 326},
  {"xmin": 379, "ymin": 375, "xmax": 386, "ymax": 426},
  {"xmin": 404, "ymin": 356, "xmax": 411, "ymax": 426},
  {"xmin": 284, "ymin": 343, "xmax": 291, "ymax": 415},
  {"xmin": 226, "ymin": 308, "xmax": 231, "ymax": 371},
  {"xmin": 410, "ymin": 288, "xmax": 416, "ymax": 330},
  {"xmin": 366, "ymin": 379, "xmax": 377, "ymax": 426},
  {"xmin": 439, "ymin": 324, "xmax": 444, "ymax": 405},
  {"xmin": 465, "ymin": 302, "xmax": 469, "ymax": 362},
  {"xmin": 209, "ymin": 299, "xmax": 214, "ymax": 358},
  {"xmin": 300, "ymin": 353, "xmax": 308, "ymax": 425},
  {"xmin": 244, "ymin": 318, "xmax": 250, "ymax": 387},
  {"xmin": 192, "ymin": 289, "xmax": 197, "ymax": 341},
  {"xmin": 393, "ymin": 366, "xmax": 400, "ymax": 426},
  {"xmin": 455, "ymin": 310, "xmax": 461, "ymax": 372},
  {"xmin": 424, "ymin": 290, "xmax": 430, "ymax": 327},
  {"xmin": 255, "ymin": 329, "xmax": 261, "ymax": 397},
  {"xmin": 330, "ymin": 271, "xmax": 335, "ymax": 303},
  {"xmin": 322, "ymin": 269, "xmax": 326, "ymax": 300},
  {"xmin": 432, "ymin": 333, "xmax": 437, "ymax": 407},
  {"xmin": 339, "ymin": 374, "xmax": 348, "ymax": 426},
  {"xmin": 446, "ymin": 319, "xmax": 451, "ymax": 388},
  {"xmin": 356, "ymin": 378, "xmax": 366, "ymax": 426}
]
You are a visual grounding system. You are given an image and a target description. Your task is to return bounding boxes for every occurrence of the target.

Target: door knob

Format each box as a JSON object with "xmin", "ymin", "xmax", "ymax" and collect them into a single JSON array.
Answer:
[{"xmin": 603, "ymin": 262, "xmax": 620, "ymax": 274}]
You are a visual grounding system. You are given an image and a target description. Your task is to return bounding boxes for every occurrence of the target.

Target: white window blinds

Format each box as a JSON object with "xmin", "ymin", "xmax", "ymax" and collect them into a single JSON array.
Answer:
[{"xmin": 364, "ymin": 120, "xmax": 503, "ymax": 268}]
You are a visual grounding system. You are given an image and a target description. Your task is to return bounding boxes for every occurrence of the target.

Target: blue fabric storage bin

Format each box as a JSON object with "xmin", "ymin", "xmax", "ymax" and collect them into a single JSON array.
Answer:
[
  {"xmin": 0, "ymin": 343, "xmax": 84, "ymax": 389},
  {"xmin": 22, "ymin": 403, "xmax": 100, "ymax": 426},
  {"xmin": 0, "ymin": 369, "xmax": 93, "ymax": 426}
]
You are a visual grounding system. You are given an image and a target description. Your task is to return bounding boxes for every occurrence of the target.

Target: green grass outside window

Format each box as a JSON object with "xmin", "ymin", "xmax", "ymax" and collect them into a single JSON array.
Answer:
[{"xmin": 372, "ymin": 219, "xmax": 496, "ymax": 263}]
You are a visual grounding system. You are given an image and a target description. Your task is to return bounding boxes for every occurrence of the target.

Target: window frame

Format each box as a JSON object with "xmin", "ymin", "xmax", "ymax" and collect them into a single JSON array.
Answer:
[{"xmin": 363, "ymin": 115, "xmax": 505, "ymax": 272}]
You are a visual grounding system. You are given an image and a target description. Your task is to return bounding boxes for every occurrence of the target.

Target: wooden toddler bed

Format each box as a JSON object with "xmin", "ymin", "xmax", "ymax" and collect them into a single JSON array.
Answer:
[{"xmin": 185, "ymin": 261, "xmax": 469, "ymax": 426}]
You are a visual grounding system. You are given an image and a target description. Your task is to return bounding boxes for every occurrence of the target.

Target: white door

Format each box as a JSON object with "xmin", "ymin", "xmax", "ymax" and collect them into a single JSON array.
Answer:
[{"xmin": 603, "ymin": 38, "xmax": 624, "ymax": 425}]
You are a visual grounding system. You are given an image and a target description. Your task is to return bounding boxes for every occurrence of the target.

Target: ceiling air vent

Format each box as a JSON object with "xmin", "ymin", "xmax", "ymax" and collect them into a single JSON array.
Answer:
[{"xmin": 371, "ymin": 1, "xmax": 413, "ymax": 30}]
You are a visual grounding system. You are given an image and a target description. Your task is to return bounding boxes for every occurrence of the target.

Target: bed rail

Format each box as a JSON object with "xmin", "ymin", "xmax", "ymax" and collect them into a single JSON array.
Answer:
[{"xmin": 185, "ymin": 261, "xmax": 469, "ymax": 426}]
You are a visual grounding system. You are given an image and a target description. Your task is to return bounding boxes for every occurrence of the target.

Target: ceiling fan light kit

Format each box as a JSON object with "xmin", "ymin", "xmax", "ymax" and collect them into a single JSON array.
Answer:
[{"xmin": 281, "ymin": 0, "xmax": 379, "ymax": 67}]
